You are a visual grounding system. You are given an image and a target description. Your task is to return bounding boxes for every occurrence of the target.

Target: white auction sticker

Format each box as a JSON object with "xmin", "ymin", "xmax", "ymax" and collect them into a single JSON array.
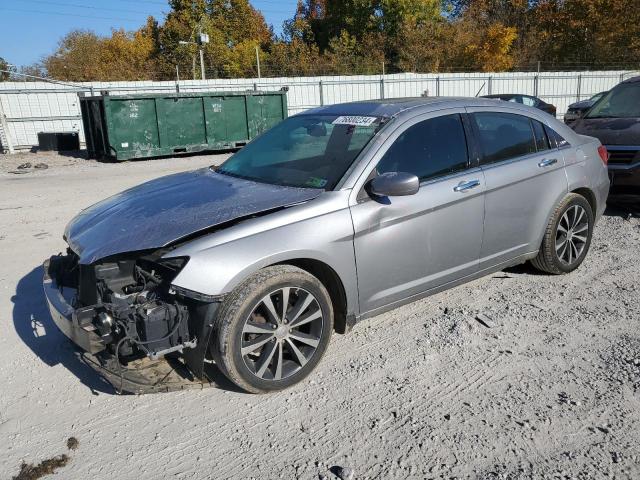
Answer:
[{"xmin": 332, "ymin": 116, "xmax": 378, "ymax": 126}]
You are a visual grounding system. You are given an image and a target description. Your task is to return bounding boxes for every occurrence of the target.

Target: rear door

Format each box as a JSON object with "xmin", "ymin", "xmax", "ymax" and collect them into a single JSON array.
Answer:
[
  {"xmin": 466, "ymin": 108, "xmax": 569, "ymax": 269},
  {"xmin": 349, "ymin": 110, "xmax": 486, "ymax": 314}
]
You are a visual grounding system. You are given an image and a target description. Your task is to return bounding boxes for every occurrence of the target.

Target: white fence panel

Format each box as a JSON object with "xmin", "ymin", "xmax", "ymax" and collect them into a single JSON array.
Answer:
[
  {"xmin": 1, "ymin": 70, "xmax": 638, "ymax": 151},
  {"xmin": 438, "ymin": 75, "xmax": 487, "ymax": 97}
]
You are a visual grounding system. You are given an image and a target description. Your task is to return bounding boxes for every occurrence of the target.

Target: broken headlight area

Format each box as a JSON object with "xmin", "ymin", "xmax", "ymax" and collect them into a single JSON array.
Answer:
[{"xmin": 49, "ymin": 249, "xmax": 195, "ymax": 361}]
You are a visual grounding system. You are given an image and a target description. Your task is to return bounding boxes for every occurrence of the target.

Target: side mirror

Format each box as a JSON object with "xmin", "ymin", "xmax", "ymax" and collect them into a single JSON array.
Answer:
[{"xmin": 368, "ymin": 172, "xmax": 420, "ymax": 197}]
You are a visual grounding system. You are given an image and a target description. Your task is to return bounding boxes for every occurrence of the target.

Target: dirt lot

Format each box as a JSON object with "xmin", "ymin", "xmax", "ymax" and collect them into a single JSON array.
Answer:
[{"xmin": 1, "ymin": 151, "xmax": 640, "ymax": 480}]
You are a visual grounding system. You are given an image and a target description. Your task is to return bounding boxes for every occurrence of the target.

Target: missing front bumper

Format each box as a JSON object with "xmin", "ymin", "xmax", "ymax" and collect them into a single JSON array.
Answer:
[
  {"xmin": 43, "ymin": 258, "xmax": 105, "ymax": 354},
  {"xmin": 43, "ymin": 256, "xmax": 222, "ymax": 394}
]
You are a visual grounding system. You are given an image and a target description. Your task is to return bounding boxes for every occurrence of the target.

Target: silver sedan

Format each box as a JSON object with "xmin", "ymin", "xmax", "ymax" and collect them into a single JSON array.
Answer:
[{"xmin": 44, "ymin": 97, "xmax": 610, "ymax": 393}]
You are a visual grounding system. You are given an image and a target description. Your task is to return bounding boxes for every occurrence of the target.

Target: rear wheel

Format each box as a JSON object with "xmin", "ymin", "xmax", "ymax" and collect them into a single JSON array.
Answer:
[
  {"xmin": 211, "ymin": 265, "xmax": 333, "ymax": 393},
  {"xmin": 531, "ymin": 193, "xmax": 594, "ymax": 274}
]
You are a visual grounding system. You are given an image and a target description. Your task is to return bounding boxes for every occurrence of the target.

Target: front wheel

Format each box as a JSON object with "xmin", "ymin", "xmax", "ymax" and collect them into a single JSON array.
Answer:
[
  {"xmin": 211, "ymin": 265, "xmax": 333, "ymax": 393},
  {"xmin": 531, "ymin": 193, "xmax": 594, "ymax": 274}
]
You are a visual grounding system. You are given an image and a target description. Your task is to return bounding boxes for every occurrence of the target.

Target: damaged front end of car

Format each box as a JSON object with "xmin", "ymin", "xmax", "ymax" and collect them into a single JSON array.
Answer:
[{"xmin": 44, "ymin": 249, "xmax": 221, "ymax": 394}]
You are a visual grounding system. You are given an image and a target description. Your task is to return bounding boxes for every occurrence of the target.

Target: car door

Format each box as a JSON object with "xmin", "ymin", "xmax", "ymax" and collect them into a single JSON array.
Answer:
[
  {"xmin": 466, "ymin": 108, "xmax": 569, "ymax": 269},
  {"xmin": 349, "ymin": 110, "xmax": 486, "ymax": 315}
]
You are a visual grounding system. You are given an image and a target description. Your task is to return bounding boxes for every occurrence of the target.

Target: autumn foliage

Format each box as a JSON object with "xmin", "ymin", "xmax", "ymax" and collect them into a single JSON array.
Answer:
[{"xmin": 34, "ymin": 0, "xmax": 640, "ymax": 81}]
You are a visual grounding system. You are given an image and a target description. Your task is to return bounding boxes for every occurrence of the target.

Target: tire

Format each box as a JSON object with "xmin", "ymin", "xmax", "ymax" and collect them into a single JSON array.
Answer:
[
  {"xmin": 531, "ymin": 193, "xmax": 594, "ymax": 275},
  {"xmin": 210, "ymin": 265, "xmax": 334, "ymax": 393}
]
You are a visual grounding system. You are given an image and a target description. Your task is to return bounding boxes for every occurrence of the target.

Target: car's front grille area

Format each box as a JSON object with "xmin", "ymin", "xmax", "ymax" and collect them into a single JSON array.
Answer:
[{"xmin": 607, "ymin": 149, "xmax": 639, "ymax": 165}]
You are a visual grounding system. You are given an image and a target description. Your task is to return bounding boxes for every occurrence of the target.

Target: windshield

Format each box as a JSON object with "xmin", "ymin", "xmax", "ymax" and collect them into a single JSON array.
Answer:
[
  {"xmin": 217, "ymin": 114, "xmax": 382, "ymax": 190},
  {"xmin": 586, "ymin": 83, "xmax": 640, "ymax": 118}
]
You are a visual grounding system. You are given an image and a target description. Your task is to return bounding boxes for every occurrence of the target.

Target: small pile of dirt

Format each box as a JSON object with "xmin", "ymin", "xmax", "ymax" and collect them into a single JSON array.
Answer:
[
  {"xmin": 12, "ymin": 455, "xmax": 69, "ymax": 480},
  {"xmin": 66, "ymin": 437, "xmax": 79, "ymax": 451}
]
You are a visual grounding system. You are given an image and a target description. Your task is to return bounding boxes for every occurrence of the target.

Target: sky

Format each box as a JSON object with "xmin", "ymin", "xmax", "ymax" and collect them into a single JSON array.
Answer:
[{"xmin": 0, "ymin": 0, "xmax": 298, "ymax": 68}]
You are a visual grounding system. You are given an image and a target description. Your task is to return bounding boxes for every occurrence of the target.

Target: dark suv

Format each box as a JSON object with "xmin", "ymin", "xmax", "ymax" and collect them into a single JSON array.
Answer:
[{"xmin": 572, "ymin": 76, "xmax": 640, "ymax": 201}]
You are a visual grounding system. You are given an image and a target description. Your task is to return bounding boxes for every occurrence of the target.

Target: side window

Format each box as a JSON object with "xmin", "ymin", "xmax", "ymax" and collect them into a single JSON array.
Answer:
[
  {"xmin": 473, "ymin": 112, "xmax": 537, "ymax": 164},
  {"xmin": 531, "ymin": 120, "xmax": 550, "ymax": 151},
  {"xmin": 545, "ymin": 126, "xmax": 570, "ymax": 148},
  {"xmin": 521, "ymin": 96, "xmax": 537, "ymax": 107},
  {"xmin": 376, "ymin": 114, "xmax": 469, "ymax": 181}
]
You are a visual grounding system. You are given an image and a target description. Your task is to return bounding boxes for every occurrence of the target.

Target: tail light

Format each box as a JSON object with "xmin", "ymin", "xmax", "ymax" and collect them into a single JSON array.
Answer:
[{"xmin": 597, "ymin": 145, "xmax": 609, "ymax": 165}]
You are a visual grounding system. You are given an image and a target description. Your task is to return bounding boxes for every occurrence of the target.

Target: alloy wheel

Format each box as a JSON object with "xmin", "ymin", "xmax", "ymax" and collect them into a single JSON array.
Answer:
[
  {"xmin": 240, "ymin": 287, "xmax": 324, "ymax": 381},
  {"xmin": 555, "ymin": 204, "xmax": 589, "ymax": 265}
]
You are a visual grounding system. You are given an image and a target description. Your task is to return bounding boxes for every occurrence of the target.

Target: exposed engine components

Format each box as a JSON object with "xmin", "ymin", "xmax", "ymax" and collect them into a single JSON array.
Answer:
[{"xmin": 52, "ymin": 250, "xmax": 194, "ymax": 361}]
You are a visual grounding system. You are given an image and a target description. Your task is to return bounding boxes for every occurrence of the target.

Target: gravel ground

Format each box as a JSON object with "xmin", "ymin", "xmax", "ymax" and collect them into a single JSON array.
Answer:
[{"xmin": 1, "ymin": 151, "xmax": 639, "ymax": 480}]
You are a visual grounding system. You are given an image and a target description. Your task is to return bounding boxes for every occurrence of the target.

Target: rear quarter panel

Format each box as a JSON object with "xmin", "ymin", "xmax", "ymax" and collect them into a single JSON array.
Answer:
[{"xmin": 564, "ymin": 135, "xmax": 610, "ymax": 220}]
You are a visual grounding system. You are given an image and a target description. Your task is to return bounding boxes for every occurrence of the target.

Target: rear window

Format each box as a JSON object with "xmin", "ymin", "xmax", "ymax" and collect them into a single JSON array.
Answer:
[
  {"xmin": 473, "ymin": 112, "xmax": 537, "ymax": 164},
  {"xmin": 545, "ymin": 126, "xmax": 569, "ymax": 148},
  {"xmin": 532, "ymin": 120, "xmax": 550, "ymax": 151}
]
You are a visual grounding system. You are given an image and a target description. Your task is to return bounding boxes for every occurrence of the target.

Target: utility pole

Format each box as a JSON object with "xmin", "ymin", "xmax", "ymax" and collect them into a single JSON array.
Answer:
[
  {"xmin": 180, "ymin": 30, "xmax": 209, "ymax": 81},
  {"xmin": 199, "ymin": 47, "xmax": 206, "ymax": 80},
  {"xmin": 255, "ymin": 45, "xmax": 261, "ymax": 79},
  {"xmin": 198, "ymin": 30, "xmax": 208, "ymax": 80}
]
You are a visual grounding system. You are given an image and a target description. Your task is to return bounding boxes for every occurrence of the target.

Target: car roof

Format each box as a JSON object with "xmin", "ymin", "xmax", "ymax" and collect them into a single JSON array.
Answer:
[{"xmin": 301, "ymin": 96, "xmax": 525, "ymax": 118}]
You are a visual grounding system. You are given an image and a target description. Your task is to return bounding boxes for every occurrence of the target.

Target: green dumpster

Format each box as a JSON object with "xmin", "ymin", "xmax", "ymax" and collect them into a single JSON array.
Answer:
[{"xmin": 79, "ymin": 91, "xmax": 288, "ymax": 161}]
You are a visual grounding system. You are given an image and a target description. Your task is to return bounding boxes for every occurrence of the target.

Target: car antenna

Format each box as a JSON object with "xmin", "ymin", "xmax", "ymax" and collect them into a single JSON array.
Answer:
[{"xmin": 475, "ymin": 82, "xmax": 486, "ymax": 97}]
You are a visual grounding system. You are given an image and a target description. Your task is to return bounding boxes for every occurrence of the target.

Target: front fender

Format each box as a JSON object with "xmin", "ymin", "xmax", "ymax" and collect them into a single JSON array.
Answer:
[{"xmin": 169, "ymin": 202, "xmax": 359, "ymax": 316}]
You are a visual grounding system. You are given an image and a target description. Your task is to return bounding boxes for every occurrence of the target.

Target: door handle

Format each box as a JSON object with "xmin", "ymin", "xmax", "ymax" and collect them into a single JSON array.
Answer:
[
  {"xmin": 453, "ymin": 179, "xmax": 481, "ymax": 192},
  {"xmin": 538, "ymin": 158, "xmax": 558, "ymax": 168}
]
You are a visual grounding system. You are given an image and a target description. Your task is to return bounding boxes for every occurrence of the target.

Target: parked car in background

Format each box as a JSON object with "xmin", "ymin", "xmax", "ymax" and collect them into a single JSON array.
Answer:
[
  {"xmin": 44, "ymin": 98, "xmax": 609, "ymax": 394},
  {"xmin": 482, "ymin": 94, "xmax": 557, "ymax": 117},
  {"xmin": 564, "ymin": 91, "xmax": 607, "ymax": 125},
  {"xmin": 572, "ymin": 76, "xmax": 640, "ymax": 201}
]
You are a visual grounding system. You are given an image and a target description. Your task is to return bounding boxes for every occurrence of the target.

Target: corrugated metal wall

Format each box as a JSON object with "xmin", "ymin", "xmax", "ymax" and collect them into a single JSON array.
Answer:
[{"xmin": 0, "ymin": 70, "xmax": 637, "ymax": 150}]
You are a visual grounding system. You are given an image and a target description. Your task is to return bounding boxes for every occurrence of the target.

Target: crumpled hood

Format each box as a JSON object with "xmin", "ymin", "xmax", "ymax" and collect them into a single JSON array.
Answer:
[
  {"xmin": 65, "ymin": 168, "xmax": 322, "ymax": 264},
  {"xmin": 572, "ymin": 117, "xmax": 640, "ymax": 145}
]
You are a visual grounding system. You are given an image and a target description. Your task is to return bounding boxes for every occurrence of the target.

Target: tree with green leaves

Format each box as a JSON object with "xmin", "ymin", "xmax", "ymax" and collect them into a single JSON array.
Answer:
[
  {"xmin": 45, "ymin": 17, "xmax": 161, "ymax": 81},
  {"xmin": 31, "ymin": 0, "xmax": 640, "ymax": 81},
  {"xmin": 158, "ymin": 0, "xmax": 273, "ymax": 78}
]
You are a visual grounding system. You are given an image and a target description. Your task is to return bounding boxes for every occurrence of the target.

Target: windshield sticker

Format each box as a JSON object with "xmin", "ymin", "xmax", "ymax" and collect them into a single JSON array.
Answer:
[
  {"xmin": 305, "ymin": 177, "xmax": 328, "ymax": 188},
  {"xmin": 332, "ymin": 116, "xmax": 378, "ymax": 127}
]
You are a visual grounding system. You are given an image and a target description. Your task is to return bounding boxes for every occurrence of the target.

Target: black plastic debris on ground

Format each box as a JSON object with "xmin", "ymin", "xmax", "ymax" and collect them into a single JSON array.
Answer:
[{"xmin": 475, "ymin": 313, "xmax": 495, "ymax": 328}]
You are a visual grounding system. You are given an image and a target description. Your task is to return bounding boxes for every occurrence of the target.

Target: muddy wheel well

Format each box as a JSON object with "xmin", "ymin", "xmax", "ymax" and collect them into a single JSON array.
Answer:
[
  {"xmin": 572, "ymin": 187, "xmax": 597, "ymax": 215},
  {"xmin": 275, "ymin": 259, "xmax": 350, "ymax": 334}
]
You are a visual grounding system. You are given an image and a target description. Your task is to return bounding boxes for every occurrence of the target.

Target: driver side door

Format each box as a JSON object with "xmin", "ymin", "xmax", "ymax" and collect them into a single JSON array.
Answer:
[{"xmin": 349, "ymin": 110, "xmax": 486, "ymax": 316}]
